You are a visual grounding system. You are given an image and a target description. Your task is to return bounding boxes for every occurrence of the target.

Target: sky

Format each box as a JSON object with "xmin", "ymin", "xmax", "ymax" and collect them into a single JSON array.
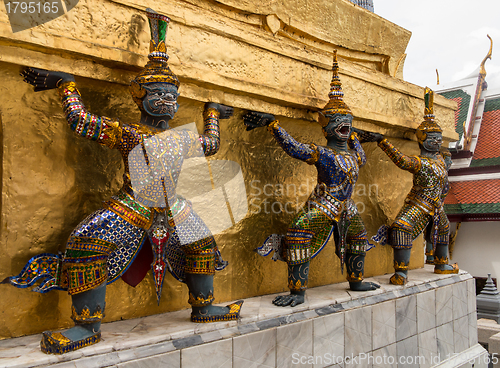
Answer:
[{"xmin": 375, "ymin": 0, "xmax": 500, "ymax": 90}]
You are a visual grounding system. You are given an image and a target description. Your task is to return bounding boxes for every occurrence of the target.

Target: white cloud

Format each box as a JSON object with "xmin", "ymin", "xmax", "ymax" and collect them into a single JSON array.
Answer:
[{"xmin": 375, "ymin": 0, "xmax": 500, "ymax": 88}]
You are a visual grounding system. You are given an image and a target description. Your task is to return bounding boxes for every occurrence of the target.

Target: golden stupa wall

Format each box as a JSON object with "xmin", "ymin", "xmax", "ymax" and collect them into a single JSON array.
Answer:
[{"xmin": 0, "ymin": 0, "xmax": 458, "ymax": 338}]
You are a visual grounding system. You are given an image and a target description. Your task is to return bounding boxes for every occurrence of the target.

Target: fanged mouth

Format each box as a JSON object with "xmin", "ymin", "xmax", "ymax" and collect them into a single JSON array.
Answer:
[
  {"xmin": 151, "ymin": 101, "xmax": 175, "ymax": 116},
  {"xmin": 335, "ymin": 122, "xmax": 351, "ymax": 137},
  {"xmin": 154, "ymin": 100, "xmax": 176, "ymax": 107}
]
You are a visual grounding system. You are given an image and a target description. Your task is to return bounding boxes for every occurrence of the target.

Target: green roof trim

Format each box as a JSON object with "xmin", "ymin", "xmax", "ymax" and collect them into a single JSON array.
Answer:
[
  {"xmin": 444, "ymin": 204, "xmax": 463, "ymax": 214},
  {"xmin": 445, "ymin": 202, "xmax": 500, "ymax": 215},
  {"xmin": 470, "ymin": 157, "xmax": 500, "ymax": 167},
  {"xmin": 439, "ymin": 89, "xmax": 471, "ymax": 140},
  {"xmin": 484, "ymin": 97, "xmax": 500, "ymax": 113}
]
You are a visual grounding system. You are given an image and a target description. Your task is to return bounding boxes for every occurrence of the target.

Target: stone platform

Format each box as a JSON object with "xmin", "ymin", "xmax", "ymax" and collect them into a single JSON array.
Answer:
[{"xmin": 0, "ymin": 266, "xmax": 487, "ymax": 368}]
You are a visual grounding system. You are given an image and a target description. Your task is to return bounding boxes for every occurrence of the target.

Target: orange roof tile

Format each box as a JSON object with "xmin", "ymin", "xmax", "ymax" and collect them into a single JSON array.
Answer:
[
  {"xmin": 444, "ymin": 179, "xmax": 500, "ymax": 205},
  {"xmin": 473, "ymin": 109, "xmax": 500, "ymax": 160}
]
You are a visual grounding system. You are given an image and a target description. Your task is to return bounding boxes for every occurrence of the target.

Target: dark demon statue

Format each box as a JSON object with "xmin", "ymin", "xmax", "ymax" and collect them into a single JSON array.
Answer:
[
  {"xmin": 245, "ymin": 51, "xmax": 379, "ymax": 308},
  {"xmin": 3, "ymin": 9, "xmax": 242, "ymax": 354},
  {"xmin": 370, "ymin": 88, "xmax": 458, "ymax": 285}
]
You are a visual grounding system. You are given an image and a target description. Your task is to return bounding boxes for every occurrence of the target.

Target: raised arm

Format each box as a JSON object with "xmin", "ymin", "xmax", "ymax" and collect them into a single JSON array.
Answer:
[
  {"xmin": 22, "ymin": 68, "xmax": 121, "ymax": 149},
  {"xmin": 196, "ymin": 102, "xmax": 233, "ymax": 157},
  {"xmin": 58, "ymin": 82, "xmax": 122, "ymax": 149},
  {"xmin": 378, "ymin": 138, "xmax": 421, "ymax": 174},
  {"xmin": 348, "ymin": 132, "xmax": 366, "ymax": 167},
  {"xmin": 243, "ymin": 111, "xmax": 319, "ymax": 164},
  {"xmin": 198, "ymin": 106, "xmax": 221, "ymax": 157},
  {"xmin": 268, "ymin": 121, "xmax": 319, "ymax": 164}
]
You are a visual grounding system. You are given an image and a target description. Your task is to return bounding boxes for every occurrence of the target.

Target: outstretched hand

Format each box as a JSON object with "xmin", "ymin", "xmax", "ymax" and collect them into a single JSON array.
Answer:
[
  {"xmin": 352, "ymin": 127, "xmax": 384, "ymax": 143},
  {"xmin": 205, "ymin": 102, "xmax": 234, "ymax": 120},
  {"xmin": 21, "ymin": 67, "xmax": 75, "ymax": 92},
  {"xmin": 243, "ymin": 111, "xmax": 275, "ymax": 131}
]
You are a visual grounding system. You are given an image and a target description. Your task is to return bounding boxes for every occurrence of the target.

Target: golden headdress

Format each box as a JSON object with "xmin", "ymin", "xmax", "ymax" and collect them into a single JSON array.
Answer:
[
  {"xmin": 129, "ymin": 8, "xmax": 180, "ymax": 110},
  {"xmin": 415, "ymin": 87, "xmax": 442, "ymax": 144},
  {"xmin": 318, "ymin": 50, "xmax": 352, "ymax": 127}
]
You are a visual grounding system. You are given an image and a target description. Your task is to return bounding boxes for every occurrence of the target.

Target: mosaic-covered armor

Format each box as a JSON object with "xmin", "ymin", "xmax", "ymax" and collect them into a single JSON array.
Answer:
[
  {"xmin": 372, "ymin": 88, "xmax": 458, "ymax": 285},
  {"xmin": 269, "ymin": 123, "xmax": 369, "ymax": 267},
  {"xmin": 3, "ymin": 8, "xmax": 242, "ymax": 354},
  {"xmin": 246, "ymin": 51, "xmax": 379, "ymax": 308},
  {"xmin": 55, "ymin": 83, "xmax": 226, "ymax": 295},
  {"xmin": 425, "ymin": 150, "xmax": 452, "ymax": 264}
]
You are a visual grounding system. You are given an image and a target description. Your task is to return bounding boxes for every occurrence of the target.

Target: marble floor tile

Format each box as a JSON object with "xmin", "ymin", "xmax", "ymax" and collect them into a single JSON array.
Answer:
[
  {"xmin": 347, "ymin": 280, "xmax": 387, "ymax": 302},
  {"xmin": 459, "ymin": 272, "xmax": 473, "ymax": 281},
  {"xmin": 55, "ymin": 352, "xmax": 121, "ymax": 368},
  {"xmin": 233, "ymin": 328, "xmax": 276, "ymax": 368},
  {"xmin": 372, "ymin": 300, "xmax": 396, "ymax": 350},
  {"xmin": 453, "ymin": 282, "xmax": 468, "ymax": 320},
  {"xmin": 116, "ymin": 341, "xmax": 176, "ymax": 363},
  {"xmin": 200, "ymin": 330, "xmax": 223, "ymax": 344},
  {"xmin": 305, "ymin": 283, "xmax": 352, "ymax": 309},
  {"xmin": 117, "ymin": 350, "xmax": 180, "ymax": 368},
  {"xmin": 345, "ymin": 306, "xmax": 372, "ymax": 357},
  {"xmin": 369, "ymin": 274, "xmax": 405, "ymax": 295},
  {"xmin": 396, "ymin": 335, "xmax": 419, "ymax": 368},
  {"xmin": 405, "ymin": 267, "xmax": 441, "ymax": 286},
  {"xmin": 344, "ymin": 354, "xmax": 372, "ymax": 368},
  {"xmin": 436, "ymin": 322, "xmax": 454, "ymax": 359},
  {"xmin": 436, "ymin": 285, "xmax": 453, "ymax": 326},
  {"xmin": 219, "ymin": 327, "xmax": 242, "ymax": 339},
  {"xmin": 417, "ymin": 290, "xmax": 436, "ymax": 333},
  {"xmin": 467, "ymin": 279, "xmax": 477, "ymax": 315},
  {"xmin": 277, "ymin": 320, "xmax": 313, "ymax": 368},
  {"xmin": 372, "ymin": 343, "xmax": 397, "ymax": 368},
  {"xmin": 313, "ymin": 313, "xmax": 344, "ymax": 368},
  {"xmin": 454, "ymin": 315, "xmax": 469, "ymax": 354},
  {"xmin": 395, "ymin": 296, "xmax": 417, "ymax": 342},
  {"xmin": 468, "ymin": 313, "xmax": 478, "ymax": 347},
  {"xmin": 418, "ymin": 328, "xmax": 437, "ymax": 368},
  {"xmin": 181, "ymin": 339, "xmax": 232, "ymax": 368}
]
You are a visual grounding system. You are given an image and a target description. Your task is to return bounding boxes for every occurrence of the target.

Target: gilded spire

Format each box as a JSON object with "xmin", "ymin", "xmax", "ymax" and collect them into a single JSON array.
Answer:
[
  {"xmin": 329, "ymin": 50, "xmax": 343, "ymax": 100},
  {"xmin": 146, "ymin": 8, "xmax": 170, "ymax": 63},
  {"xmin": 424, "ymin": 87, "xmax": 434, "ymax": 119},
  {"xmin": 416, "ymin": 87, "xmax": 442, "ymax": 144},
  {"xmin": 318, "ymin": 50, "xmax": 352, "ymax": 127},
  {"xmin": 129, "ymin": 8, "xmax": 180, "ymax": 111}
]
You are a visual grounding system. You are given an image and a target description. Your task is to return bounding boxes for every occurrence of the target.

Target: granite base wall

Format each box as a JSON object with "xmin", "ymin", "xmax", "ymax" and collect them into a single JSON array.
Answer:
[{"xmin": 0, "ymin": 266, "xmax": 487, "ymax": 368}]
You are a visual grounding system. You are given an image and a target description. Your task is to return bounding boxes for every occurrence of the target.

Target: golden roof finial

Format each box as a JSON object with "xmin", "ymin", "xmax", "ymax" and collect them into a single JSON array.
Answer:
[
  {"xmin": 479, "ymin": 35, "xmax": 493, "ymax": 77},
  {"xmin": 436, "ymin": 69, "xmax": 440, "ymax": 85}
]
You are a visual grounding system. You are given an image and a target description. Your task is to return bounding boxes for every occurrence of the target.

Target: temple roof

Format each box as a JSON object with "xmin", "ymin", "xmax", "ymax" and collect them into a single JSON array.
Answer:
[
  {"xmin": 471, "ymin": 97, "xmax": 500, "ymax": 167},
  {"xmin": 437, "ymin": 36, "xmax": 500, "ymax": 221},
  {"xmin": 441, "ymin": 91, "xmax": 500, "ymax": 220},
  {"xmin": 445, "ymin": 179, "xmax": 500, "ymax": 221},
  {"xmin": 438, "ymin": 89, "xmax": 471, "ymax": 142}
]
